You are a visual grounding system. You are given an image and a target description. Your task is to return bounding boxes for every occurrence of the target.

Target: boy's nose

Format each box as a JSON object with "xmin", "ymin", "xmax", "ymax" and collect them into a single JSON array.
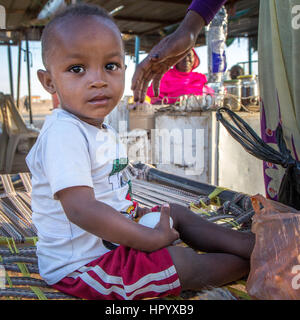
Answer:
[
  {"xmin": 90, "ymin": 81, "xmax": 108, "ymax": 89},
  {"xmin": 88, "ymin": 71, "xmax": 108, "ymax": 88}
]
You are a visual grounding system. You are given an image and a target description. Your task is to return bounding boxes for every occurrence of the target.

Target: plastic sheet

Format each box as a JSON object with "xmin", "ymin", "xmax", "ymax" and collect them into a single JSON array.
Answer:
[{"xmin": 246, "ymin": 194, "xmax": 300, "ymax": 300}]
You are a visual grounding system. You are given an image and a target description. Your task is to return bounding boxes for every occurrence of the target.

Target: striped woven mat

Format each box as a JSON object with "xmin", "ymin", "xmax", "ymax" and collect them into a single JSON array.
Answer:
[{"xmin": 0, "ymin": 173, "xmax": 251, "ymax": 300}]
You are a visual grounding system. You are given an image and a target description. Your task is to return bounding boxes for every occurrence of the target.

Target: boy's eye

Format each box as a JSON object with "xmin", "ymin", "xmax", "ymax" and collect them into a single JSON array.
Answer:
[
  {"xmin": 69, "ymin": 65, "xmax": 85, "ymax": 73},
  {"xmin": 105, "ymin": 63, "xmax": 120, "ymax": 71}
]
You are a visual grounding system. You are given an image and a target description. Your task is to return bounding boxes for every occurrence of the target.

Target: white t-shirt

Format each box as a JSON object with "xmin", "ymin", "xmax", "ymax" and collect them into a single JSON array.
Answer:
[{"xmin": 26, "ymin": 108, "xmax": 133, "ymax": 285}]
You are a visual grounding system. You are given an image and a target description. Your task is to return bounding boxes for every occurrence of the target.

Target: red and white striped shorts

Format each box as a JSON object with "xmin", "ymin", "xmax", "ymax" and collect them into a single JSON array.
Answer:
[{"xmin": 51, "ymin": 245, "xmax": 181, "ymax": 300}]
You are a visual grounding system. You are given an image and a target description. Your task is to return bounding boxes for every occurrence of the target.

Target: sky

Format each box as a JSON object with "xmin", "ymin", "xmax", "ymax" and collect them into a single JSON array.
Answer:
[{"xmin": 0, "ymin": 37, "xmax": 258, "ymax": 101}]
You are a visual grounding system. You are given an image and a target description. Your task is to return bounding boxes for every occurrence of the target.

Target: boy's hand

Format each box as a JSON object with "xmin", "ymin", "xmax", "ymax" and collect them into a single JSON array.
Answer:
[{"xmin": 155, "ymin": 204, "xmax": 179, "ymax": 246}]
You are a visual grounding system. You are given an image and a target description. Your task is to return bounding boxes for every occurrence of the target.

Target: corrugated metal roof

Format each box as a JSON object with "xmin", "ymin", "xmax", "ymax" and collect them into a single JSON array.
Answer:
[
  {"xmin": 0, "ymin": 0, "xmax": 48, "ymax": 29},
  {"xmin": 0, "ymin": 0, "xmax": 259, "ymax": 54}
]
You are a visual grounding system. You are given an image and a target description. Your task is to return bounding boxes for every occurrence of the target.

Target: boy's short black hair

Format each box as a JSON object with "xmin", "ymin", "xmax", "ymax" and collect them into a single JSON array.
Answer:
[{"xmin": 41, "ymin": 3, "xmax": 117, "ymax": 68}]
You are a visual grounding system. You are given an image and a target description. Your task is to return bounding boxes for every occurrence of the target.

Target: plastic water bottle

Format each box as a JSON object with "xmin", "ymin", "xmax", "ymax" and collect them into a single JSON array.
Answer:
[{"xmin": 207, "ymin": 6, "xmax": 228, "ymax": 83}]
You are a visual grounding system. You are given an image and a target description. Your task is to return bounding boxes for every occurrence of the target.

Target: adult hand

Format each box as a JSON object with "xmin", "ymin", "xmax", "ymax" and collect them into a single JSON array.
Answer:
[{"xmin": 131, "ymin": 10, "xmax": 205, "ymax": 103}]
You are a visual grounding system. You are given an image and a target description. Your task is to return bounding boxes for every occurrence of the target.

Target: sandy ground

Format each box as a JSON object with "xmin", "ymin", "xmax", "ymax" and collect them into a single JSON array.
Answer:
[{"xmin": 21, "ymin": 101, "xmax": 53, "ymax": 130}]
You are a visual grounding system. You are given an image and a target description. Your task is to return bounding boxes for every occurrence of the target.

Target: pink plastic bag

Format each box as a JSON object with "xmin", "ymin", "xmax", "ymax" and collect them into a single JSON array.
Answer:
[{"xmin": 246, "ymin": 194, "xmax": 300, "ymax": 300}]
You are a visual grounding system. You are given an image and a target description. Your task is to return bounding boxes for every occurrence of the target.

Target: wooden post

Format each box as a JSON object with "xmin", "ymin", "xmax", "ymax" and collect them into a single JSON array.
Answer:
[
  {"xmin": 25, "ymin": 32, "xmax": 33, "ymax": 125},
  {"xmin": 16, "ymin": 39, "xmax": 22, "ymax": 109},
  {"xmin": 135, "ymin": 36, "xmax": 140, "ymax": 69},
  {"xmin": 7, "ymin": 42, "xmax": 14, "ymax": 100},
  {"xmin": 248, "ymin": 37, "xmax": 252, "ymax": 75}
]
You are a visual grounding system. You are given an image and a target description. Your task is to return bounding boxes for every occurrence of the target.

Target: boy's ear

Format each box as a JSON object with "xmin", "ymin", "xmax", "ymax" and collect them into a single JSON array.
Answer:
[{"xmin": 37, "ymin": 69, "xmax": 56, "ymax": 95}]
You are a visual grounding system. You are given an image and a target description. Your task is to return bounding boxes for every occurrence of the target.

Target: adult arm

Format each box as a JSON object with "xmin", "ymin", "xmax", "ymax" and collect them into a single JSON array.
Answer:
[
  {"xmin": 131, "ymin": 0, "xmax": 226, "ymax": 103},
  {"xmin": 188, "ymin": 0, "xmax": 227, "ymax": 25}
]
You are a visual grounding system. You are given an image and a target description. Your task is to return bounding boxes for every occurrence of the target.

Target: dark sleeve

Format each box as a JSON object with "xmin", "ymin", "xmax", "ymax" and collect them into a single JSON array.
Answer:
[{"xmin": 188, "ymin": 0, "xmax": 227, "ymax": 25}]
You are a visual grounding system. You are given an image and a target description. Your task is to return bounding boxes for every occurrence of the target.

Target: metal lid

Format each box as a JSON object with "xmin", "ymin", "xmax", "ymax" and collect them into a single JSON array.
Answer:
[
  {"xmin": 237, "ymin": 75, "xmax": 256, "ymax": 80},
  {"xmin": 223, "ymin": 79, "xmax": 241, "ymax": 84}
]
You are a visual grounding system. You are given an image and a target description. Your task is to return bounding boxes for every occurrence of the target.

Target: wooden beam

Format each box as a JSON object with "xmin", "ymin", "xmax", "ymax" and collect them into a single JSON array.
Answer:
[
  {"xmin": 228, "ymin": 16, "xmax": 259, "ymax": 35},
  {"xmin": 114, "ymin": 15, "xmax": 180, "ymax": 25},
  {"xmin": 8, "ymin": 0, "xmax": 16, "ymax": 11},
  {"xmin": 137, "ymin": 17, "xmax": 184, "ymax": 35},
  {"xmin": 149, "ymin": 0, "xmax": 189, "ymax": 4},
  {"xmin": 0, "ymin": 33, "xmax": 11, "ymax": 41},
  {"xmin": 6, "ymin": 9, "xmax": 25, "ymax": 14}
]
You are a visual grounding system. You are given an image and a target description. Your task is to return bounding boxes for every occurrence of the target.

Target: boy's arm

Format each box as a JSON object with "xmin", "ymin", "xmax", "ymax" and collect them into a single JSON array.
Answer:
[{"xmin": 56, "ymin": 186, "xmax": 178, "ymax": 252}]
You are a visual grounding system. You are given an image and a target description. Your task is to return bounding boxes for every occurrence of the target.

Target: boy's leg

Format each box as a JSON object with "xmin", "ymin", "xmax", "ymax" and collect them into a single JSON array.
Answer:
[
  {"xmin": 169, "ymin": 203, "xmax": 255, "ymax": 259},
  {"xmin": 167, "ymin": 246, "xmax": 249, "ymax": 291}
]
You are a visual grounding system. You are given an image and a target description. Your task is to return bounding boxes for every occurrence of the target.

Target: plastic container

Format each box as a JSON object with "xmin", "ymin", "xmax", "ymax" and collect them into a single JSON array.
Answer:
[
  {"xmin": 206, "ymin": 6, "xmax": 228, "ymax": 83},
  {"xmin": 237, "ymin": 75, "xmax": 259, "ymax": 107},
  {"xmin": 223, "ymin": 79, "xmax": 242, "ymax": 111}
]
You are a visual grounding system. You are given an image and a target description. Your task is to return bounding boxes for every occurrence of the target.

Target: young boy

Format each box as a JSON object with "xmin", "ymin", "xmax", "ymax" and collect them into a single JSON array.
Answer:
[{"xmin": 26, "ymin": 3, "xmax": 255, "ymax": 300}]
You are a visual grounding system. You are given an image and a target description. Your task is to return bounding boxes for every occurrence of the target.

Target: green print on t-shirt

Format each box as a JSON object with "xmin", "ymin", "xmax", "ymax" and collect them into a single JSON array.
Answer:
[
  {"xmin": 108, "ymin": 158, "xmax": 131, "ymax": 197},
  {"xmin": 109, "ymin": 158, "xmax": 129, "ymax": 176}
]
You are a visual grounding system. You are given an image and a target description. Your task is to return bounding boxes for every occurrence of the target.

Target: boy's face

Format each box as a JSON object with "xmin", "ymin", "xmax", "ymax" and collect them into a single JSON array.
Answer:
[{"xmin": 38, "ymin": 16, "xmax": 125, "ymax": 127}]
